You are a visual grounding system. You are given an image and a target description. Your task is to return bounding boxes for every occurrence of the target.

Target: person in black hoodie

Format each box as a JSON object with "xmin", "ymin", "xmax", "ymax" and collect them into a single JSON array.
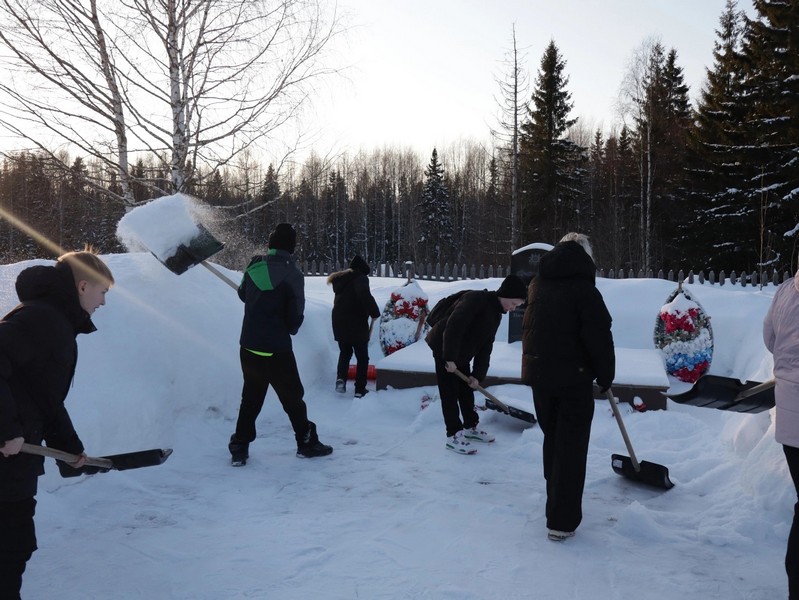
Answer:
[
  {"xmin": 0, "ymin": 250, "xmax": 114, "ymax": 599},
  {"xmin": 425, "ymin": 275, "xmax": 526, "ymax": 454},
  {"xmin": 327, "ymin": 256, "xmax": 381, "ymax": 398},
  {"xmin": 521, "ymin": 232, "xmax": 615, "ymax": 542},
  {"xmin": 228, "ymin": 223, "xmax": 332, "ymax": 466}
]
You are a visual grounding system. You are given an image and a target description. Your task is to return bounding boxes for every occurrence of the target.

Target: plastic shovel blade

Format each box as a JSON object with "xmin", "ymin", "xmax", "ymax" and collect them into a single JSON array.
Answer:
[
  {"xmin": 163, "ymin": 225, "xmax": 225, "ymax": 275},
  {"xmin": 665, "ymin": 375, "xmax": 774, "ymax": 413},
  {"xmin": 611, "ymin": 453, "xmax": 674, "ymax": 490},
  {"xmin": 103, "ymin": 448, "xmax": 173, "ymax": 471}
]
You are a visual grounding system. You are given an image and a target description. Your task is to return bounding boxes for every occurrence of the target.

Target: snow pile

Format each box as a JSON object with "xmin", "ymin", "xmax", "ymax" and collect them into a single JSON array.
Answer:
[{"xmin": 116, "ymin": 194, "xmax": 210, "ymax": 261}]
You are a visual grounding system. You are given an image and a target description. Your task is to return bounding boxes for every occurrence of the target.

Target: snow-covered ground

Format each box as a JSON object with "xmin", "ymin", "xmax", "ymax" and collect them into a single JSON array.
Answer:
[{"xmin": 0, "ymin": 251, "xmax": 790, "ymax": 600}]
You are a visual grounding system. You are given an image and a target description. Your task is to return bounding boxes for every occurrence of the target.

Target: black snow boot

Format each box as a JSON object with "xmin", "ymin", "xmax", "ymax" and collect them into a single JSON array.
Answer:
[
  {"xmin": 228, "ymin": 434, "xmax": 249, "ymax": 467},
  {"xmin": 296, "ymin": 421, "xmax": 333, "ymax": 458}
]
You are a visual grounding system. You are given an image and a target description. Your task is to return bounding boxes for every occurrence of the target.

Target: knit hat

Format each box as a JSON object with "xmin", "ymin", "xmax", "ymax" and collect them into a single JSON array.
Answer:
[
  {"xmin": 496, "ymin": 275, "xmax": 526, "ymax": 299},
  {"xmin": 350, "ymin": 255, "xmax": 370, "ymax": 275},
  {"xmin": 268, "ymin": 223, "xmax": 296, "ymax": 253}
]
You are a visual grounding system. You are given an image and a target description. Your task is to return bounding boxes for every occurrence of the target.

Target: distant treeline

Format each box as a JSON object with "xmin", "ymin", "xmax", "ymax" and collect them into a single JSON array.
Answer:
[{"xmin": 0, "ymin": 1, "xmax": 796, "ymax": 275}]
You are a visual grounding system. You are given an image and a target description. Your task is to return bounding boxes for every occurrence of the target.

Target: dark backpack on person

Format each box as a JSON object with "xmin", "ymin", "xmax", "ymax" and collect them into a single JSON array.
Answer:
[{"xmin": 426, "ymin": 290, "xmax": 473, "ymax": 327}]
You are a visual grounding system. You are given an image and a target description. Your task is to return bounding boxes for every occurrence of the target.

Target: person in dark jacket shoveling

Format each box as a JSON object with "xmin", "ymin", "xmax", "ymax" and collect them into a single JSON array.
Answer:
[
  {"xmin": 327, "ymin": 255, "xmax": 381, "ymax": 398},
  {"xmin": 425, "ymin": 275, "xmax": 526, "ymax": 454},
  {"xmin": 0, "ymin": 250, "xmax": 114, "ymax": 599},
  {"xmin": 522, "ymin": 232, "xmax": 615, "ymax": 542},
  {"xmin": 228, "ymin": 223, "xmax": 332, "ymax": 466}
]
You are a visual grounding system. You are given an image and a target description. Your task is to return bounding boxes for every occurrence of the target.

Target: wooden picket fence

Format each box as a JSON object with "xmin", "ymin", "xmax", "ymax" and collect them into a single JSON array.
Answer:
[{"xmin": 300, "ymin": 260, "xmax": 793, "ymax": 287}]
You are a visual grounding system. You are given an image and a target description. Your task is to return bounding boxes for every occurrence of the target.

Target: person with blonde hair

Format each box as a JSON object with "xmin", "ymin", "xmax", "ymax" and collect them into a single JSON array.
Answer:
[
  {"xmin": 522, "ymin": 232, "xmax": 615, "ymax": 542},
  {"xmin": 0, "ymin": 248, "xmax": 113, "ymax": 598}
]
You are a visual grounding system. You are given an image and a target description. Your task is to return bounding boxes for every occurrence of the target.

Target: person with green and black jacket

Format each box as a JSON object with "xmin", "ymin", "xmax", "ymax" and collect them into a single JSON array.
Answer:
[
  {"xmin": 228, "ymin": 223, "xmax": 332, "ymax": 465},
  {"xmin": 425, "ymin": 275, "xmax": 526, "ymax": 455}
]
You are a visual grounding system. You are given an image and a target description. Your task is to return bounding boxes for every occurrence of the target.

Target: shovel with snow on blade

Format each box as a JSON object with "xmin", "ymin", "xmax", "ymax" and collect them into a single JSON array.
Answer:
[
  {"xmin": 605, "ymin": 388, "xmax": 674, "ymax": 490},
  {"xmin": 21, "ymin": 442, "xmax": 172, "ymax": 473},
  {"xmin": 158, "ymin": 224, "xmax": 238, "ymax": 290},
  {"xmin": 664, "ymin": 374, "xmax": 775, "ymax": 413}
]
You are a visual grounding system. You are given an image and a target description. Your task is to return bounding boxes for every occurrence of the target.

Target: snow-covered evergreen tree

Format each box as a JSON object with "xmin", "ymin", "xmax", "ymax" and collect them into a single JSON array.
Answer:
[{"xmin": 417, "ymin": 149, "xmax": 453, "ymax": 264}]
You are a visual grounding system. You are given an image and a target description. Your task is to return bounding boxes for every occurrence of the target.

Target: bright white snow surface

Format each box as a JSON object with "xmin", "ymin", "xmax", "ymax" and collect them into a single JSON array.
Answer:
[{"xmin": 0, "ymin": 252, "xmax": 791, "ymax": 599}]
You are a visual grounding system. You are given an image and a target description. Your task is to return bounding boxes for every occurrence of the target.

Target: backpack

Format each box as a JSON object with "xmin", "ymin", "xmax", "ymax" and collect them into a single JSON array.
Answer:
[{"xmin": 426, "ymin": 290, "xmax": 472, "ymax": 327}]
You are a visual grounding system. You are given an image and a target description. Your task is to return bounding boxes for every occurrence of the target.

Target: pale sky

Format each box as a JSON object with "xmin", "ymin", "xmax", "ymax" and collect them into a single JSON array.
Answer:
[{"xmin": 306, "ymin": 0, "xmax": 751, "ymax": 158}]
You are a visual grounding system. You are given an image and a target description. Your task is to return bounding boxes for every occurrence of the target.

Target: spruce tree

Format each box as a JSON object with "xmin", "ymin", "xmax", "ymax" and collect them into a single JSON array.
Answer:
[
  {"xmin": 417, "ymin": 148, "xmax": 453, "ymax": 264},
  {"xmin": 739, "ymin": 0, "xmax": 799, "ymax": 271},
  {"xmin": 519, "ymin": 40, "xmax": 583, "ymax": 244}
]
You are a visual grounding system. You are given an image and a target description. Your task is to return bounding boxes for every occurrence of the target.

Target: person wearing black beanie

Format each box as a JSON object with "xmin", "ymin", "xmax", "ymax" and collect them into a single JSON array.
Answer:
[
  {"xmin": 268, "ymin": 223, "xmax": 297, "ymax": 254},
  {"xmin": 424, "ymin": 277, "xmax": 525, "ymax": 455},
  {"xmin": 228, "ymin": 223, "xmax": 333, "ymax": 465},
  {"xmin": 327, "ymin": 256, "xmax": 380, "ymax": 397}
]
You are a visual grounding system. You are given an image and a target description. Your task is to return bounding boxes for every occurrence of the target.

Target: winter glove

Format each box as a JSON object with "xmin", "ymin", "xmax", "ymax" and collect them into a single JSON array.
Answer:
[
  {"xmin": 597, "ymin": 381, "xmax": 612, "ymax": 394},
  {"xmin": 56, "ymin": 459, "xmax": 112, "ymax": 478}
]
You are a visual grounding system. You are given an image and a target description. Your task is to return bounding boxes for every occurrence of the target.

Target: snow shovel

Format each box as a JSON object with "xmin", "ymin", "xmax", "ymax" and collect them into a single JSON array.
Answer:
[
  {"xmin": 21, "ymin": 442, "xmax": 173, "ymax": 472},
  {"xmin": 158, "ymin": 224, "xmax": 238, "ymax": 290},
  {"xmin": 452, "ymin": 368, "xmax": 510, "ymax": 413},
  {"xmin": 665, "ymin": 375, "xmax": 775, "ymax": 413},
  {"xmin": 605, "ymin": 389, "xmax": 674, "ymax": 490}
]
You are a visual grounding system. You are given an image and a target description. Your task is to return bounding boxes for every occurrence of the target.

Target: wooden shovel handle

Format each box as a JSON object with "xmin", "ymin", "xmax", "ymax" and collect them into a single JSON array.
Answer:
[
  {"xmin": 605, "ymin": 389, "xmax": 641, "ymax": 471},
  {"xmin": 733, "ymin": 379, "xmax": 775, "ymax": 403},
  {"xmin": 20, "ymin": 442, "xmax": 114, "ymax": 470},
  {"xmin": 200, "ymin": 260, "xmax": 239, "ymax": 290},
  {"xmin": 452, "ymin": 368, "xmax": 510, "ymax": 413}
]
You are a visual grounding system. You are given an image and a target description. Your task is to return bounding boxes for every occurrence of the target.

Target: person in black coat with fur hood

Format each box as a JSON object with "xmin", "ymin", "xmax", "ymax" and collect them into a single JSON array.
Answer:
[
  {"xmin": 521, "ymin": 232, "xmax": 615, "ymax": 542},
  {"xmin": 0, "ymin": 250, "xmax": 114, "ymax": 599},
  {"xmin": 327, "ymin": 256, "xmax": 381, "ymax": 398},
  {"xmin": 425, "ymin": 275, "xmax": 526, "ymax": 455}
]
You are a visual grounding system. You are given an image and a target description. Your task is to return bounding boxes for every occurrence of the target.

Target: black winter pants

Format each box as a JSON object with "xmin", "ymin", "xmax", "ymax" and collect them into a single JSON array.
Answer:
[
  {"xmin": 0, "ymin": 497, "xmax": 37, "ymax": 600},
  {"xmin": 784, "ymin": 444, "xmax": 799, "ymax": 600},
  {"xmin": 434, "ymin": 357, "xmax": 478, "ymax": 438},
  {"xmin": 532, "ymin": 381, "xmax": 595, "ymax": 533},
  {"xmin": 234, "ymin": 349, "xmax": 310, "ymax": 445},
  {"xmin": 336, "ymin": 341, "xmax": 369, "ymax": 393}
]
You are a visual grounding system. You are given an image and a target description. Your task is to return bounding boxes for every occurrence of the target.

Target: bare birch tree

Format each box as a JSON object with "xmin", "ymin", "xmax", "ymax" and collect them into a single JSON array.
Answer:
[{"xmin": 0, "ymin": 0, "xmax": 342, "ymax": 205}]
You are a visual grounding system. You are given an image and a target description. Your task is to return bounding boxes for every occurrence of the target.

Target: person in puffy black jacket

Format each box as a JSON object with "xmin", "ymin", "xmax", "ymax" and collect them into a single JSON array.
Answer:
[
  {"xmin": 327, "ymin": 256, "xmax": 380, "ymax": 397},
  {"xmin": 0, "ymin": 250, "xmax": 114, "ymax": 599},
  {"xmin": 229, "ymin": 223, "xmax": 332, "ymax": 465},
  {"xmin": 521, "ymin": 233, "xmax": 615, "ymax": 542},
  {"xmin": 425, "ymin": 275, "xmax": 526, "ymax": 454}
]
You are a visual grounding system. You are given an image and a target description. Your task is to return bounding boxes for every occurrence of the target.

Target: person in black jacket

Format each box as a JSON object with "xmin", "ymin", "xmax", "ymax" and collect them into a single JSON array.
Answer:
[
  {"xmin": 425, "ymin": 275, "xmax": 526, "ymax": 454},
  {"xmin": 327, "ymin": 256, "xmax": 381, "ymax": 398},
  {"xmin": 228, "ymin": 223, "xmax": 332, "ymax": 466},
  {"xmin": 0, "ymin": 250, "xmax": 114, "ymax": 600},
  {"xmin": 521, "ymin": 232, "xmax": 615, "ymax": 542}
]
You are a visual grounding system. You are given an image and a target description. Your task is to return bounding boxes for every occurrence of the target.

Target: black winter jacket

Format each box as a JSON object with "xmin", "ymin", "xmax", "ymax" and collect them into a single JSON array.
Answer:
[
  {"xmin": 425, "ymin": 290, "xmax": 504, "ymax": 382},
  {"xmin": 238, "ymin": 249, "xmax": 304, "ymax": 353},
  {"xmin": 521, "ymin": 241, "xmax": 615, "ymax": 390},
  {"xmin": 0, "ymin": 262, "xmax": 95, "ymax": 501},
  {"xmin": 327, "ymin": 269, "xmax": 380, "ymax": 345}
]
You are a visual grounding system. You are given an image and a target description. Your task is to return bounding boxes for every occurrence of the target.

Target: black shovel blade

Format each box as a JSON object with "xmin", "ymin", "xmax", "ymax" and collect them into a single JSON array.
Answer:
[
  {"xmin": 163, "ymin": 225, "xmax": 225, "ymax": 275},
  {"xmin": 102, "ymin": 448, "xmax": 173, "ymax": 471},
  {"xmin": 611, "ymin": 453, "xmax": 674, "ymax": 490},
  {"xmin": 665, "ymin": 375, "xmax": 774, "ymax": 413}
]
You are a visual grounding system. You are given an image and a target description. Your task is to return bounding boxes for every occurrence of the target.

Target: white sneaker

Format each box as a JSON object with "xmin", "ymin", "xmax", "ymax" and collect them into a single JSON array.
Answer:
[
  {"xmin": 547, "ymin": 530, "xmax": 575, "ymax": 541},
  {"xmin": 445, "ymin": 431, "xmax": 477, "ymax": 455},
  {"xmin": 463, "ymin": 427, "xmax": 495, "ymax": 443}
]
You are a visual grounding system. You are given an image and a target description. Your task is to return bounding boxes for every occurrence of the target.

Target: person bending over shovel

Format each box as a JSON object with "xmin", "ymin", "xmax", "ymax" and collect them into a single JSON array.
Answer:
[
  {"xmin": 229, "ymin": 223, "xmax": 333, "ymax": 466},
  {"xmin": 0, "ymin": 249, "xmax": 114, "ymax": 599},
  {"xmin": 522, "ymin": 232, "xmax": 615, "ymax": 542},
  {"xmin": 425, "ymin": 275, "xmax": 526, "ymax": 455}
]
